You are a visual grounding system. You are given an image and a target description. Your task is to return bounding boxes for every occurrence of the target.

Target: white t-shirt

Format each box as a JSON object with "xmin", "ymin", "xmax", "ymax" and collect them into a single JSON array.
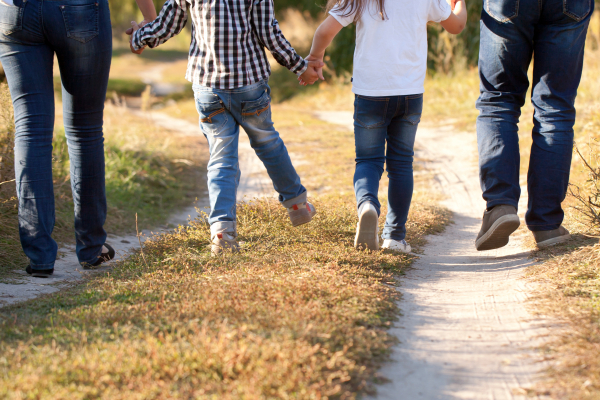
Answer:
[{"xmin": 330, "ymin": 0, "xmax": 452, "ymax": 96}]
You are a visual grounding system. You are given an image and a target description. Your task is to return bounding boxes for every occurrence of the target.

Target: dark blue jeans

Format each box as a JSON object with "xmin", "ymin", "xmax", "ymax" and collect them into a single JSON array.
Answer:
[
  {"xmin": 353, "ymin": 94, "xmax": 423, "ymax": 241},
  {"xmin": 0, "ymin": 0, "xmax": 112, "ymax": 269},
  {"xmin": 476, "ymin": 0, "xmax": 593, "ymax": 231}
]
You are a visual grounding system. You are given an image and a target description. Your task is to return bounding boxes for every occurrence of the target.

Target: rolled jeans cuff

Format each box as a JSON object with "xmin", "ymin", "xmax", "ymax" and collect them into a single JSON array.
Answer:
[
  {"xmin": 28, "ymin": 261, "xmax": 55, "ymax": 270},
  {"xmin": 281, "ymin": 191, "xmax": 307, "ymax": 209},
  {"xmin": 211, "ymin": 221, "xmax": 237, "ymax": 239}
]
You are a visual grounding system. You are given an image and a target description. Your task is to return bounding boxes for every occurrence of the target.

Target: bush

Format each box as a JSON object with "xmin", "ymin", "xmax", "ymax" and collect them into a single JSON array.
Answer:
[{"xmin": 570, "ymin": 143, "xmax": 600, "ymax": 233}]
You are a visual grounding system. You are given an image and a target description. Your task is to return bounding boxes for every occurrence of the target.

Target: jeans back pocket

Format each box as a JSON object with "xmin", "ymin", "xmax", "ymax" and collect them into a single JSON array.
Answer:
[
  {"xmin": 60, "ymin": 3, "xmax": 99, "ymax": 44},
  {"xmin": 563, "ymin": 0, "xmax": 591, "ymax": 21},
  {"xmin": 0, "ymin": 2, "xmax": 24, "ymax": 35},
  {"xmin": 484, "ymin": 0, "xmax": 519, "ymax": 23},
  {"xmin": 195, "ymin": 93, "xmax": 228, "ymax": 135},
  {"xmin": 402, "ymin": 94, "xmax": 423, "ymax": 125},
  {"xmin": 354, "ymin": 95, "xmax": 389, "ymax": 129},
  {"xmin": 241, "ymin": 90, "xmax": 271, "ymax": 124}
]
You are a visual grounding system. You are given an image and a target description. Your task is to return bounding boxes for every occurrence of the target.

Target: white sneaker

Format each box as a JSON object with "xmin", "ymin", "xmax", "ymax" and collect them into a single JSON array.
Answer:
[
  {"xmin": 288, "ymin": 201, "xmax": 317, "ymax": 227},
  {"xmin": 211, "ymin": 232, "xmax": 240, "ymax": 256},
  {"xmin": 354, "ymin": 202, "xmax": 379, "ymax": 251},
  {"xmin": 382, "ymin": 239, "xmax": 411, "ymax": 254}
]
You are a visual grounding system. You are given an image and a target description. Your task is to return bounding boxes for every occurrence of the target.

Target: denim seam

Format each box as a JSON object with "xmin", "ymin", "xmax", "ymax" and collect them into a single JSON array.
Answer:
[
  {"xmin": 1, "ymin": 1, "xmax": 24, "ymax": 35},
  {"xmin": 355, "ymin": 97, "xmax": 389, "ymax": 129},
  {"xmin": 29, "ymin": 262, "xmax": 55, "ymax": 268},
  {"xmin": 485, "ymin": 0, "xmax": 519, "ymax": 23},
  {"xmin": 563, "ymin": 0, "xmax": 591, "ymax": 21}
]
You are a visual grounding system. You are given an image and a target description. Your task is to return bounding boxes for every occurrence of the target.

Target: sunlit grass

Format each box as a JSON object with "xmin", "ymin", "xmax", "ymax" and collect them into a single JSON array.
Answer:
[{"xmin": 0, "ymin": 101, "xmax": 450, "ymax": 398}]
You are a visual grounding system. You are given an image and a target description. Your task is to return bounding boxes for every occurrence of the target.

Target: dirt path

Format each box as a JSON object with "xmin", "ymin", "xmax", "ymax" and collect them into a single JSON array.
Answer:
[
  {"xmin": 316, "ymin": 112, "xmax": 550, "ymax": 400},
  {"xmin": 0, "ymin": 111, "xmax": 270, "ymax": 307}
]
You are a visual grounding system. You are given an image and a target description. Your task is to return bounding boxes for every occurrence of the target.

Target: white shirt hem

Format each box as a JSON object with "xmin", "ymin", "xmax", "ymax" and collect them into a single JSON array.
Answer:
[{"xmin": 352, "ymin": 86, "xmax": 425, "ymax": 97}]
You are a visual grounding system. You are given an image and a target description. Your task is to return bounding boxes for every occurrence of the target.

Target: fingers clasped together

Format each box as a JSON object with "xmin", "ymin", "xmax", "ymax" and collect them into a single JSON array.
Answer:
[
  {"xmin": 298, "ymin": 57, "xmax": 325, "ymax": 86},
  {"xmin": 125, "ymin": 20, "xmax": 149, "ymax": 54}
]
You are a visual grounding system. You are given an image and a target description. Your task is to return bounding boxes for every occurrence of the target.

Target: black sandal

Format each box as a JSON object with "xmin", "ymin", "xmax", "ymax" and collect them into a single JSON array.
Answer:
[
  {"xmin": 85, "ymin": 243, "xmax": 116, "ymax": 269},
  {"xmin": 25, "ymin": 265, "xmax": 54, "ymax": 278}
]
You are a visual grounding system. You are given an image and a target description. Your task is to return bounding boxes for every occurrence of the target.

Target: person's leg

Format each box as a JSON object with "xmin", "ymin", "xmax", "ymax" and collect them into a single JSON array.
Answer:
[
  {"xmin": 526, "ymin": 0, "xmax": 593, "ymax": 232},
  {"xmin": 44, "ymin": 0, "xmax": 112, "ymax": 265},
  {"xmin": 234, "ymin": 82, "xmax": 307, "ymax": 208},
  {"xmin": 352, "ymin": 95, "xmax": 391, "ymax": 216},
  {"xmin": 352, "ymin": 95, "xmax": 392, "ymax": 250},
  {"xmin": 193, "ymin": 86, "xmax": 241, "ymax": 239},
  {"xmin": 382, "ymin": 94, "xmax": 421, "ymax": 243},
  {"xmin": 476, "ymin": 1, "xmax": 538, "ymax": 210},
  {"xmin": 0, "ymin": 0, "xmax": 57, "ymax": 270}
]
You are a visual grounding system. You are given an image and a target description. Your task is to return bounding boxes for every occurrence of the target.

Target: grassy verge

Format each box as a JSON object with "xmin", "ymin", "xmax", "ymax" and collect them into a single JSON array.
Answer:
[
  {"xmin": 517, "ymin": 15, "xmax": 600, "ymax": 399},
  {"xmin": 0, "ymin": 85, "xmax": 207, "ymax": 282},
  {"xmin": 0, "ymin": 103, "xmax": 450, "ymax": 398}
]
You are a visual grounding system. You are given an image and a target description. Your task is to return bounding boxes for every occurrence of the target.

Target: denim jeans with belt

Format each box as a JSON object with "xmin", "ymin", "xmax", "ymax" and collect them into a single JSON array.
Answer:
[
  {"xmin": 0, "ymin": 0, "xmax": 112, "ymax": 269},
  {"xmin": 476, "ymin": 0, "xmax": 594, "ymax": 231},
  {"xmin": 353, "ymin": 94, "xmax": 423, "ymax": 241},
  {"xmin": 193, "ymin": 80, "xmax": 307, "ymax": 238}
]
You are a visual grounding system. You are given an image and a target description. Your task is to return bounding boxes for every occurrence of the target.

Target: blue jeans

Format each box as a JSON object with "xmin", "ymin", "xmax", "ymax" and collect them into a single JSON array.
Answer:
[
  {"xmin": 193, "ymin": 81, "xmax": 307, "ymax": 237},
  {"xmin": 476, "ymin": 0, "xmax": 593, "ymax": 231},
  {"xmin": 353, "ymin": 94, "xmax": 423, "ymax": 241},
  {"xmin": 0, "ymin": 0, "xmax": 112, "ymax": 269}
]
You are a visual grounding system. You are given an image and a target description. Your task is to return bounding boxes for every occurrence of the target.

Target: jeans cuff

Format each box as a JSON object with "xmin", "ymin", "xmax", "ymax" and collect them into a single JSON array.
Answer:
[
  {"xmin": 486, "ymin": 199, "xmax": 518, "ymax": 210},
  {"xmin": 281, "ymin": 191, "xmax": 307, "ymax": 208},
  {"xmin": 28, "ymin": 261, "xmax": 55, "ymax": 270},
  {"xmin": 211, "ymin": 221, "xmax": 237, "ymax": 239},
  {"xmin": 382, "ymin": 232, "xmax": 406, "ymax": 241},
  {"xmin": 79, "ymin": 247, "xmax": 105, "ymax": 266},
  {"xmin": 527, "ymin": 223, "xmax": 562, "ymax": 232}
]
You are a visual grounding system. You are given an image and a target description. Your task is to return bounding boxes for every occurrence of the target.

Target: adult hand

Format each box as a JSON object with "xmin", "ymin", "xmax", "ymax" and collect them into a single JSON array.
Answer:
[
  {"xmin": 127, "ymin": 20, "xmax": 147, "ymax": 55},
  {"xmin": 450, "ymin": 0, "xmax": 459, "ymax": 10}
]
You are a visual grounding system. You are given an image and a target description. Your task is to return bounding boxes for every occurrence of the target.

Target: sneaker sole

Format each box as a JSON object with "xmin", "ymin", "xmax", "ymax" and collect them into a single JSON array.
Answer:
[
  {"xmin": 290, "ymin": 209, "xmax": 316, "ymax": 227},
  {"xmin": 355, "ymin": 208, "xmax": 379, "ymax": 251},
  {"xmin": 382, "ymin": 244, "xmax": 412, "ymax": 254},
  {"xmin": 211, "ymin": 242, "xmax": 241, "ymax": 256},
  {"xmin": 475, "ymin": 214, "xmax": 520, "ymax": 251},
  {"xmin": 536, "ymin": 234, "xmax": 571, "ymax": 248}
]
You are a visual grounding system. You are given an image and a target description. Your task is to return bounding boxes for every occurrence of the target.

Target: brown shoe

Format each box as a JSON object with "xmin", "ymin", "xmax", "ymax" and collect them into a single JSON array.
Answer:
[
  {"xmin": 532, "ymin": 226, "xmax": 571, "ymax": 248},
  {"xmin": 475, "ymin": 205, "xmax": 520, "ymax": 251},
  {"xmin": 211, "ymin": 232, "xmax": 240, "ymax": 256}
]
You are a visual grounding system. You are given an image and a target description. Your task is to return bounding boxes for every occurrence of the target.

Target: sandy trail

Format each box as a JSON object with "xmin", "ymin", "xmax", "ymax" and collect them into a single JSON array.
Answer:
[
  {"xmin": 316, "ymin": 112, "xmax": 550, "ymax": 400},
  {"xmin": 0, "ymin": 110, "xmax": 270, "ymax": 307}
]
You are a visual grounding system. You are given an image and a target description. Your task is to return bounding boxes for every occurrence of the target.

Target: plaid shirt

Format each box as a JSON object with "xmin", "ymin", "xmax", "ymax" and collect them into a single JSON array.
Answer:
[{"xmin": 131, "ymin": 0, "xmax": 308, "ymax": 89}]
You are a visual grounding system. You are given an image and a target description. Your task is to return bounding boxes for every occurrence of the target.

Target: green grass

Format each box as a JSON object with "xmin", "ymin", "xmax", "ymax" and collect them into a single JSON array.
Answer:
[
  {"xmin": 53, "ymin": 77, "xmax": 148, "ymax": 98},
  {"xmin": 0, "ymin": 86, "xmax": 207, "ymax": 282}
]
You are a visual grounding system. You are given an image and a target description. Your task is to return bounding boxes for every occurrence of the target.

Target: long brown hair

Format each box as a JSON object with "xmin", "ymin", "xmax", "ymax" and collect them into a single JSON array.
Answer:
[{"xmin": 326, "ymin": 0, "xmax": 387, "ymax": 22}]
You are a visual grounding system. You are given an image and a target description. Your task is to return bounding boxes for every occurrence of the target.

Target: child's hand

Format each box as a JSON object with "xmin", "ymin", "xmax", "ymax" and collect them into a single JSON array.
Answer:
[
  {"xmin": 450, "ymin": 0, "xmax": 459, "ymax": 10},
  {"xmin": 298, "ymin": 59, "xmax": 325, "ymax": 86},
  {"xmin": 127, "ymin": 20, "xmax": 147, "ymax": 54}
]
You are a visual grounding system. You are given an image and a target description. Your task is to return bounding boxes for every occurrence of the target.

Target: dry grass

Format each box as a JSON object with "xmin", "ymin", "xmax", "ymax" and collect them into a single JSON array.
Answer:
[
  {"xmin": 519, "ymin": 14, "xmax": 600, "ymax": 399},
  {"xmin": 0, "ymin": 104, "xmax": 450, "ymax": 398}
]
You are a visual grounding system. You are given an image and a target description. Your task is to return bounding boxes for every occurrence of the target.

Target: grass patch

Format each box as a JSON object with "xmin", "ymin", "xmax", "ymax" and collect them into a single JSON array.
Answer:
[
  {"xmin": 0, "ymin": 195, "xmax": 449, "ymax": 399},
  {"xmin": 0, "ymin": 97, "xmax": 450, "ymax": 397},
  {"xmin": 53, "ymin": 76, "xmax": 148, "ymax": 98},
  {"xmin": 0, "ymin": 85, "xmax": 207, "ymax": 281}
]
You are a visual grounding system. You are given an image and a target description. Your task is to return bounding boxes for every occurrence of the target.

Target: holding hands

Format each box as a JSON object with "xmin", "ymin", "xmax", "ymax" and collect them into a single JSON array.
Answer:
[
  {"xmin": 126, "ymin": 20, "xmax": 149, "ymax": 54},
  {"xmin": 299, "ymin": 58, "xmax": 326, "ymax": 86}
]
